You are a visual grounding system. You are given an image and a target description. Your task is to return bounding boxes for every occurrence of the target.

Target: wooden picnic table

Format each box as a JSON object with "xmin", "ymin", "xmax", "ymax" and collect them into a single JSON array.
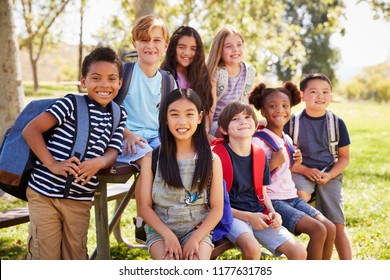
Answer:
[{"xmin": 91, "ymin": 161, "xmax": 139, "ymax": 260}]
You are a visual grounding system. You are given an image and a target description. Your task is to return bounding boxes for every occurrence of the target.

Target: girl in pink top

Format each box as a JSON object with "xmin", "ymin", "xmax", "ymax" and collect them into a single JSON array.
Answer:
[{"xmin": 250, "ymin": 82, "xmax": 336, "ymax": 260}]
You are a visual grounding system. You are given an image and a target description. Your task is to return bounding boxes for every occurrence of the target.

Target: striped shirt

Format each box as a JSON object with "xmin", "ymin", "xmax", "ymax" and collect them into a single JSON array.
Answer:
[{"xmin": 28, "ymin": 94, "xmax": 127, "ymax": 201}]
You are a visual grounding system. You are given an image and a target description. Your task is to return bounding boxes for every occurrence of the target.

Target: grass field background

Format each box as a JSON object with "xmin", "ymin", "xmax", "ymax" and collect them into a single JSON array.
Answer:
[{"xmin": 1, "ymin": 98, "xmax": 389, "ymax": 260}]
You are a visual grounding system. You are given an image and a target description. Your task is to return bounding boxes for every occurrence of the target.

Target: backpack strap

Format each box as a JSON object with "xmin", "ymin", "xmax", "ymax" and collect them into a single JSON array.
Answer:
[
  {"xmin": 210, "ymin": 139, "xmax": 233, "ymax": 192},
  {"xmin": 110, "ymin": 101, "xmax": 121, "ymax": 136},
  {"xmin": 64, "ymin": 94, "xmax": 90, "ymax": 197},
  {"xmin": 254, "ymin": 130, "xmax": 295, "ymax": 175},
  {"xmin": 216, "ymin": 63, "xmax": 256, "ymax": 102},
  {"xmin": 289, "ymin": 110, "xmax": 302, "ymax": 147},
  {"xmin": 157, "ymin": 68, "xmax": 176, "ymax": 108},
  {"xmin": 114, "ymin": 62, "xmax": 135, "ymax": 105},
  {"xmin": 240, "ymin": 62, "xmax": 256, "ymax": 103},
  {"xmin": 326, "ymin": 110, "xmax": 339, "ymax": 160},
  {"xmin": 216, "ymin": 67, "xmax": 229, "ymax": 101},
  {"xmin": 251, "ymin": 144, "xmax": 268, "ymax": 215}
]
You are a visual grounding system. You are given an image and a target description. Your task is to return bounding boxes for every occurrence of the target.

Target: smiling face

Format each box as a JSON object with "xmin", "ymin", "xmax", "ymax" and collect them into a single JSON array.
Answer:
[
  {"xmin": 221, "ymin": 34, "xmax": 244, "ymax": 66},
  {"xmin": 221, "ymin": 110, "xmax": 256, "ymax": 141},
  {"xmin": 133, "ymin": 26, "xmax": 168, "ymax": 67},
  {"xmin": 175, "ymin": 35, "xmax": 197, "ymax": 72},
  {"xmin": 167, "ymin": 97, "xmax": 203, "ymax": 143},
  {"xmin": 80, "ymin": 61, "xmax": 122, "ymax": 107},
  {"xmin": 302, "ymin": 79, "xmax": 332, "ymax": 116},
  {"xmin": 261, "ymin": 91, "xmax": 291, "ymax": 133}
]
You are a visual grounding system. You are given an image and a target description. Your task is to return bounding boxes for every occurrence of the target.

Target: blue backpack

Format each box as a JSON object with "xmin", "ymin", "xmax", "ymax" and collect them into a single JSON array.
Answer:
[
  {"xmin": 151, "ymin": 147, "xmax": 233, "ymax": 243},
  {"xmin": 0, "ymin": 94, "xmax": 121, "ymax": 201}
]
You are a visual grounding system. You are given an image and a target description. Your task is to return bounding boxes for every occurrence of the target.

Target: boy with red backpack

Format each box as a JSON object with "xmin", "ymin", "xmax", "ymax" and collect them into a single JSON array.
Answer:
[{"xmin": 212, "ymin": 101, "xmax": 306, "ymax": 259}]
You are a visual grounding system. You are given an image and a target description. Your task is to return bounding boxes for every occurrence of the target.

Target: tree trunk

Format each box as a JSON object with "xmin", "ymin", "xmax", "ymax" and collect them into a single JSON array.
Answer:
[
  {"xmin": 77, "ymin": 0, "xmax": 86, "ymax": 93},
  {"xmin": 134, "ymin": 0, "xmax": 157, "ymax": 19},
  {"xmin": 0, "ymin": 0, "xmax": 25, "ymax": 139}
]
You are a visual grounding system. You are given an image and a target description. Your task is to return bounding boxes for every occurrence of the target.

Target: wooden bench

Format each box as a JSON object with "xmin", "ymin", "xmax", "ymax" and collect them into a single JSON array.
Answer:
[
  {"xmin": 1, "ymin": 161, "xmax": 236, "ymax": 260},
  {"xmin": 0, "ymin": 183, "xmax": 132, "ymax": 229}
]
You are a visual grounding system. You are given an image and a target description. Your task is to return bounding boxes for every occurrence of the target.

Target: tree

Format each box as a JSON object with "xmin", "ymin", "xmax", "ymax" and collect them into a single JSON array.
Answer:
[
  {"xmin": 77, "ymin": 0, "xmax": 88, "ymax": 93},
  {"xmin": 0, "ymin": 0, "xmax": 25, "ymax": 139},
  {"xmin": 359, "ymin": 0, "xmax": 390, "ymax": 20},
  {"xmin": 274, "ymin": 0, "xmax": 345, "ymax": 83},
  {"xmin": 18, "ymin": 0, "xmax": 71, "ymax": 92}
]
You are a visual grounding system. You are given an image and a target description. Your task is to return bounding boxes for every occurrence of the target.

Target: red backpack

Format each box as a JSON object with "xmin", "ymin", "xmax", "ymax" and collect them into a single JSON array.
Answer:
[{"xmin": 210, "ymin": 139, "xmax": 269, "ymax": 215}]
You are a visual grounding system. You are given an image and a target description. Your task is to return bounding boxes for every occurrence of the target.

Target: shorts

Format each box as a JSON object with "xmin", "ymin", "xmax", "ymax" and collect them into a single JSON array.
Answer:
[
  {"xmin": 116, "ymin": 136, "xmax": 160, "ymax": 166},
  {"xmin": 226, "ymin": 217, "xmax": 293, "ymax": 257},
  {"xmin": 272, "ymin": 197, "xmax": 322, "ymax": 235},
  {"xmin": 292, "ymin": 172, "xmax": 346, "ymax": 224},
  {"xmin": 145, "ymin": 205, "xmax": 213, "ymax": 252}
]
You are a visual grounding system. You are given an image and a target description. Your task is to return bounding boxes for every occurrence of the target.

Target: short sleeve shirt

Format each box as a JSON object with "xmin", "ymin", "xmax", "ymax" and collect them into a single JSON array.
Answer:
[{"xmin": 225, "ymin": 144, "xmax": 271, "ymax": 213}]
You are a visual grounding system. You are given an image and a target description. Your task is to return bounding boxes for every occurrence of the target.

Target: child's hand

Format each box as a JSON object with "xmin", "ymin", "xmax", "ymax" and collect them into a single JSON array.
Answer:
[
  {"xmin": 75, "ymin": 158, "xmax": 105, "ymax": 185},
  {"xmin": 303, "ymin": 167, "xmax": 322, "ymax": 182},
  {"xmin": 317, "ymin": 172, "xmax": 332, "ymax": 185},
  {"xmin": 267, "ymin": 212, "xmax": 282, "ymax": 229},
  {"xmin": 248, "ymin": 212, "xmax": 270, "ymax": 230},
  {"xmin": 123, "ymin": 131, "xmax": 147, "ymax": 156},
  {"xmin": 293, "ymin": 149, "xmax": 302, "ymax": 164},
  {"xmin": 270, "ymin": 148, "xmax": 285, "ymax": 168},
  {"xmin": 162, "ymin": 233, "xmax": 182, "ymax": 260},
  {"xmin": 182, "ymin": 236, "xmax": 201, "ymax": 260},
  {"xmin": 47, "ymin": 156, "xmax": 80, "ymax": 177}
]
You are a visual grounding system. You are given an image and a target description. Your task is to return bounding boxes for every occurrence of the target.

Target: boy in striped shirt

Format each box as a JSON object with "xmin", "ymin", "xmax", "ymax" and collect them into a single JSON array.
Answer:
[{"xmin": 22, "ymin": 47, "xmax": 127, "ymax": 260}]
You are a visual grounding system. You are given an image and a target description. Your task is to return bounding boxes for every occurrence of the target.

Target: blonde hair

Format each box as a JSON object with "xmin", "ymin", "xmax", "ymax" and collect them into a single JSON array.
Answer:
[
  {"xmin": 131, "ymin": 15, "xmax": 170, "ymax": 43},
  {"xmin": 206, "ymin": 26, "xmax": 245, "ymax": 78}
]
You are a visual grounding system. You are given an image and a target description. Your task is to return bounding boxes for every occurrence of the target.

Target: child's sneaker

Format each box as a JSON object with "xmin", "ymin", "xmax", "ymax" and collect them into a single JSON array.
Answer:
[{"xmin": 133, "ymin": 217, "xmax": 146, "ymax": 244}]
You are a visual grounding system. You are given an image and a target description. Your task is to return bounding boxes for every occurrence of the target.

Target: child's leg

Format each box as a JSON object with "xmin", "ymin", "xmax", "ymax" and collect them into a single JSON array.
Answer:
[
  {"xmin": 273, "ymin": 198, "xmax": 330, "ymax": 259},
  {"xmin": 61, "ymin": 198, "xmax": 92, "ymax": 260},
  {"xmin": 295, "ymin": 215, "xmax": 327, "ymax": 259},
  {"xmin": 227, "ymin": 218, "xmax": 261, "ymax": 259},
  {"xmin": 26, "ymin": 187, "xmax": 63, "ymax": 260},
  {"xmin": 315, "ymin": 215, "xmax": 336, "ymax": 259},
  {"xmin": 149, "ymin": 240, "xmax": 168, "ymax": 260},
  {"xmin": 236, "ymin": 233, "xmax": 262, "ymax": 260},
  {"xmin": 297, "ymin": 190, "xmax": 312, "ymax": 202},
  {"xmin": 198, "ymin": 241, "xmax": 213, "ymax": 260},
  {"xmin": 335, "ymin": 223, "xmax": 352, "ymax": 260},
  {"xmin": 315, "ymin": 174, "xmax": 352, "ymax": 259},
  {"xmin": 292, "ymin": 173, "xmax": 316, "ymax": 202},
  {"xmin": 276, "ymin": 238, "xmax": 307, "ymax": 260}
]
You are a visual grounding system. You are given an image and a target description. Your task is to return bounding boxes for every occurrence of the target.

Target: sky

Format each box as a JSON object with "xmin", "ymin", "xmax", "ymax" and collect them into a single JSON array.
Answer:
[{"xmin": 60, "ymin": 0, "xmax": 390, "ymax": 82}]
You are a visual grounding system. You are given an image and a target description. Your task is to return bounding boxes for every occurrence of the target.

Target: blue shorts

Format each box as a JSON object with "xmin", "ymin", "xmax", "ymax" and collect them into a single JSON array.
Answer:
[
  {"xmin": 226, "ymin": 218, "xmax": 293, "ymax": 257},
  {"xmin": 272, "ymin": 197, "xmax": 322, "ymax": 235},
  {"xmin": 116, "ymin": 136, "xmax": 160, "ymax": 166}
]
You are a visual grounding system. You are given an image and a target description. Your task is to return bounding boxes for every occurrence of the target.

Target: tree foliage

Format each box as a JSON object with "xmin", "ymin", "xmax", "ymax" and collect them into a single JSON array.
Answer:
[
  {"xmin": 342, "ymin": 63, "xmax": 390, "ymax": 103},
  {"xmin": 359, "ymin": 0, "xmax": 390, "ymax": 20},
  {"xmin": 110, "ymin": 0, "xmax": 345, "ymax": 84}
]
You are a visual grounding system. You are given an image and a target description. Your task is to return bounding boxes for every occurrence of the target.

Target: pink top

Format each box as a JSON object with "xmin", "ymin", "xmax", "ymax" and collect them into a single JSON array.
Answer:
[
  {"xmin": 177, "ymin": 71, "xmax": 190, "ymax": 89},
  {"xmin": 252, "ymin": 128, "xmax": 297, "ymax": 200}
]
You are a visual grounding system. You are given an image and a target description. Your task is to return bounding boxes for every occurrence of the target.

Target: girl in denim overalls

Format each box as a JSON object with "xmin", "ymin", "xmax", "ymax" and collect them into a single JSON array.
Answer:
[{"xmin": 138, "ymin": 88, "xmax": 224, "ymax": 260}]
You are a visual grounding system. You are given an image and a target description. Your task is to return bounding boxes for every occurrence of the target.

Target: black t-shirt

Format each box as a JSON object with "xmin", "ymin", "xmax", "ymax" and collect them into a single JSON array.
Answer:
[{"xmin": 225, "ymin": 144, "xmax": 271, "ymax": 213}]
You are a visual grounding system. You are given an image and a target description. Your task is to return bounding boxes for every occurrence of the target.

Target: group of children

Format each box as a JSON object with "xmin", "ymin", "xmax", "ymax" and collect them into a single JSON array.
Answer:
[{"xmin": 22, "ymin": 14, "xmax": 352, "ymax": 260}]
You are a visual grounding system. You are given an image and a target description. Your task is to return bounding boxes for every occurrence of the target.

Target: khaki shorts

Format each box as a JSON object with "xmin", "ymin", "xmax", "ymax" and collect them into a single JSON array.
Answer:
[
  {"xmin": 26, "ymin": 187, "xmax": 93, "ymax": 260},
  {"xmin": 292, "ymin": 172, "xmax": 346, "ymax": 224}
]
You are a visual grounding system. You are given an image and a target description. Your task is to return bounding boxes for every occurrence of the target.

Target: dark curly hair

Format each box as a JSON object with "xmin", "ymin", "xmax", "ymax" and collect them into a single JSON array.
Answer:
[
  {"xmin": 81, "ymin": 47, "xmax": 123, "ymax": 78},
  {"xmin": 248, "ymin": 81, "xmax": 301, "ymax": 110}
]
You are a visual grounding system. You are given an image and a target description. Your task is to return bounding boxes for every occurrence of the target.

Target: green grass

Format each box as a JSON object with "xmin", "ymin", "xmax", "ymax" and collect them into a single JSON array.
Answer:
[
  {"xmin": 1, "ymin": 96, "xmax": 389, "ymax": 260},
  {"xmin": 23, "ymin": 83, "xmax": 80, "ymax": 97}
]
